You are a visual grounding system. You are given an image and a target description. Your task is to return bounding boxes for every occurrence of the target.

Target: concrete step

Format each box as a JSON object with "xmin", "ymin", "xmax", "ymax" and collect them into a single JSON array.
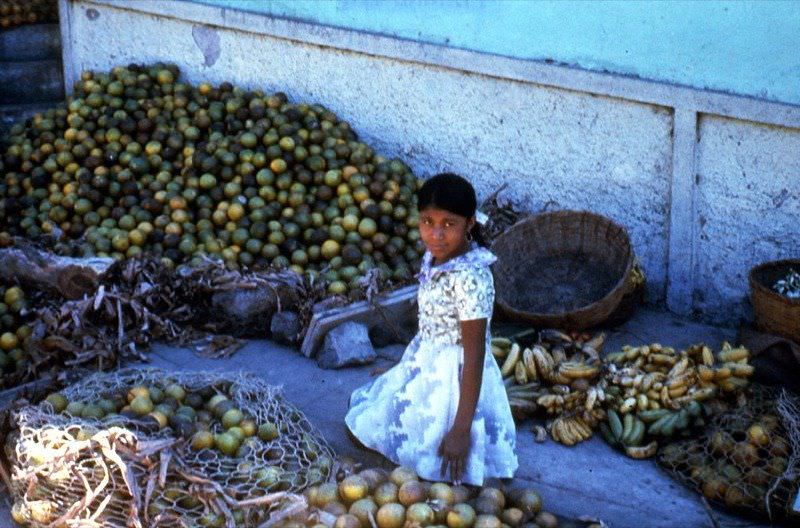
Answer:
[
  {"xmin": 0, "ymin": 58, "xmax": 63, "ymax": 104},
  {"xmin": 0, "ymin": 23, "xmax": 61, "ymax": 61}
]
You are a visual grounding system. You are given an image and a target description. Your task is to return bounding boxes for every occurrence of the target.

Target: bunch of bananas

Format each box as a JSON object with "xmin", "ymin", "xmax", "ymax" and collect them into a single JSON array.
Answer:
[
  {"xmin": 493, "ymin": 331, "xmax": 608, "ymax": 446},
  {"xmin": 600, "ymin": 342, "xmax": 753, "ymax": 458}
]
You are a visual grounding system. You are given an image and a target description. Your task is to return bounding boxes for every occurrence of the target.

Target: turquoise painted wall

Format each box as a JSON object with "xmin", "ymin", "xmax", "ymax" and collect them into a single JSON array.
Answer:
[{"xmin": 185, "ymin": 0, "xmax": 800, "ymax": 106}]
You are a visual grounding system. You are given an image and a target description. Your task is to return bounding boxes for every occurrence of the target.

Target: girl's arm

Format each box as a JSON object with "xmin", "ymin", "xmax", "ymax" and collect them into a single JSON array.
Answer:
[{"xmin": 438, "ymin": 317, "xmax": 486, "ymax": 482}]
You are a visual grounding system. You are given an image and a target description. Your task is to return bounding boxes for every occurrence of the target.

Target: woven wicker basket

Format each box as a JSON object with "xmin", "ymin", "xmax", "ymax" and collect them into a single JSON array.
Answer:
[
  {"xmin": 749, "ymin": 259, "xmax": 800, "ymax": 343},
  {"xmin": 491, "ymin": 210, "xmax": 634, "ymax": 330}
]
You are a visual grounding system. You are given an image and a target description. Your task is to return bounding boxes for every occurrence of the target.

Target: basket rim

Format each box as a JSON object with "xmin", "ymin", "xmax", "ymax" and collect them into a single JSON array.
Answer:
[
  {"xmin": 748, "ymin": 258, "xmax": 800, "ymax": 307},
  {"xmin": 491, "ymin": 210, "xmax": 635, "ymax": 320}
]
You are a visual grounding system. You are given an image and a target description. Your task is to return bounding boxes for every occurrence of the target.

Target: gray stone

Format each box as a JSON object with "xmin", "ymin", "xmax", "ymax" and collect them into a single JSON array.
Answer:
[
  {"xmin": 210, "ymin": 288, "xmax": 276, "ymax": 338},
  {"xmin": 317, "ymin": 322, "xmax": 376, "ymax": 369},
  {"xmin": 270, "ymin": 310, "xmax": 301, "ymax": 345}
]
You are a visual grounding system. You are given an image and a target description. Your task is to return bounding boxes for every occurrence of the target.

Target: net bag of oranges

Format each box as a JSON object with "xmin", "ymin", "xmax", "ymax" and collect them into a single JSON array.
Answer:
[
  {"xmin": 658, "ymin": 385, "xmax": 800, "ymax": 523},
  {"xmin": 7, "ymin": 368, "xmax": 335, "ymax": 527}
]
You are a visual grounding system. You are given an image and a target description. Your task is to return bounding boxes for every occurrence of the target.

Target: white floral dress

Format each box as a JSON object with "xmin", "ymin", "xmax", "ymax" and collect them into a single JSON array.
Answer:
[{"xmin": 345, "ymin": 244, "xmax": 518, "ymax": 485}]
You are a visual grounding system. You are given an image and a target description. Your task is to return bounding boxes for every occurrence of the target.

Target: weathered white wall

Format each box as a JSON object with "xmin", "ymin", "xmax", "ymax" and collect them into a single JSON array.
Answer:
[
  {"xmin": 58, "ymin": 0, "xmax": 800, "ymax": 326},
  {"xmin": 694, "ymin": 116, "xmax": 800, "ymax": 322}
]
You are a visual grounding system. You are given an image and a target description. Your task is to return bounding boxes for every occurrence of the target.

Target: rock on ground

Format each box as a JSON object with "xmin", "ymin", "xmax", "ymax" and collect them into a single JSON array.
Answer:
[{"xmin": 317, "ymin": 321, "xmax": 376, "ymax": 369}]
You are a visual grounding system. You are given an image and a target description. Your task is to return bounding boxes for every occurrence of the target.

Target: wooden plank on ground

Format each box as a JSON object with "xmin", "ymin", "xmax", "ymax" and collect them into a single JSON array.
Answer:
[{"xmin": 301, "ymin": 285, "xmax": 418, "ymax": 358}]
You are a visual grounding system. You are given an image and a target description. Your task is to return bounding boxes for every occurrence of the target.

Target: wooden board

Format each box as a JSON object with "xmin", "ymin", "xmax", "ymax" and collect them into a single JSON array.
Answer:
[{"xmin": 300, "ymin": 284, "xmax": 418, "ymax": 358}]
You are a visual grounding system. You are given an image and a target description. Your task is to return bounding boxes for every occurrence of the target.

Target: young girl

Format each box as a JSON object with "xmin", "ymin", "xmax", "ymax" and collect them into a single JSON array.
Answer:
[{"xmin": 345, "ymin": 173, "xmax": 517, "ymax": 485}]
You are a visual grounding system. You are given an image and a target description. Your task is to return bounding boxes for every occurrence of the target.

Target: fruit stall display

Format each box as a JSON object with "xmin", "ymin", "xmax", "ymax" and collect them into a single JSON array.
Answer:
[
  {"xmin": 659, "ymin": 385, "xmax": 799, "ymax": 523},
  {"xmin": 8, "ymin": 368, "xmax": 335, "ymax": 527},
  {"xmin": 292, "ymin": 465, "xmax": 586, "ymax": 528},
  {"xmin": 1, "ymin": 63, "xmax": 424, "ymax": 297},
  {"xmin": 491, "ymin": 332, "xmax": 754, "ymax": 457}
]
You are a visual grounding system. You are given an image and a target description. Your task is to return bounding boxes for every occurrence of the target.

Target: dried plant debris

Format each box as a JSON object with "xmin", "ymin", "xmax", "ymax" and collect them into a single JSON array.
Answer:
[{"xmin": 478, "ymin": 184, "xmax": 524, "ymax": 245}]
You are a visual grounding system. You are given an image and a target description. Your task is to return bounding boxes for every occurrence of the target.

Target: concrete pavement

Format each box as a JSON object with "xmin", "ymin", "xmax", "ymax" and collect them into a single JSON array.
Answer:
[{"xmin": 0, "ymin": 309, "xmax": 774, "ymax": 527}]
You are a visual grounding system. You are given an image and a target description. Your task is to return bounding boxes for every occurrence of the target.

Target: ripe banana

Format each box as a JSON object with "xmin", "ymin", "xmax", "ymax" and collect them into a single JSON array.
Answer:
[
  {"xmin": 726, "ymin": 362, "xmax": 754, "ymax": 377},
  {"xmin": 701, "ymin": 346, "xmax": 715, "ymax": 366},
  {"xmin": 625, "ymin": 440, "xmax": 658, "ymax": 459},
  {"xmin": 522, "ymin": 347, "xmax": 538, "ymax": 381},
  {"xmin": 532, "ymin": 345, "xmax": 555, "ymax": 382},
  {"xmin": 697, "ymin": 365, "xmax": 715, "ymax": 382},
  {"xmin": 717, "ymin": 344, "xmax": 748, "ymax": 362},
  {"xmin": 500, "ymin": 343, "xmax": 521, "ymax": 377},
  {"xmin": 558, "ymin": 361, "xmax": 600, "ymax": 380}
]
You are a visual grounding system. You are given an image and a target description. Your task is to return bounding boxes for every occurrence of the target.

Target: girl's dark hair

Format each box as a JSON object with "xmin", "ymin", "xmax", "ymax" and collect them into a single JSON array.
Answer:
[{"xmin": 416, "ymin": 173, "xmax": 487, "ymax": 246}]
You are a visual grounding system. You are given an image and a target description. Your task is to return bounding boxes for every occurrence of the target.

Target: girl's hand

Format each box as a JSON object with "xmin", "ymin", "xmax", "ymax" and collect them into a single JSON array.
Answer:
[{"xmin": 438, "ymin": 425, "xmax": 470, "ymax": 483}]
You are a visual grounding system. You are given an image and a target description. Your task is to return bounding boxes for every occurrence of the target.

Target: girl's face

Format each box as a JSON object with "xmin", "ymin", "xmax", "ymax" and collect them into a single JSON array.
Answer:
[{"xmin": 419, "ymin": 206, "xmax": 475, "ymax": 263}]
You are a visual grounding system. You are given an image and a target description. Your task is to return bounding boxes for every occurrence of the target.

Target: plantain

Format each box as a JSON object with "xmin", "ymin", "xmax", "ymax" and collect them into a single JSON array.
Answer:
[
  {"xmin": 647, "ymin": 412, "xmax": 673, "ymax": 436},
  {"xmin": 608, "ymin": 409, "xmax": 623, "ymax": 441},
  {"xmin": 621, "ymin": 413, "xmax": 635, "ymax": 444},
  {"xmin": 599, "ymin": 422, "xmax": 619, "ymax": 447},
  {"xmin": 514, "ymin": 360, "xmax": 529, "ymax": 385},
  {"xmin": 637, "ymin": 408, "xmax": 670, "ymax": 423},
  {"xmin": 627, "ymin": 417, "xmax": 645, "ymax": 446},
  {"xmin": 500, "ymin": 343, "xmax": 521, "ymax": 377}
]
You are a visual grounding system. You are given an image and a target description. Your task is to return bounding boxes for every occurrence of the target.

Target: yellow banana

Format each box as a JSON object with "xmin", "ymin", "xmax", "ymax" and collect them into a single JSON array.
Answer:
[
  {"xmin": 718, "ymin": 376, "xmax": 748, "ymax": 392},
  {"xmin": 697, "ymin": 365, "xmax": 715, "ymax": 382},
  {"xmin": 701, "ymin": 346, "xmax": 715, "ymax": 366},
  {"xmin": 532, "ymin": 345, "xmax": 555, "ymax": 381},
  {"xmin": 620, "ymin": 397, "xmax": 637, "ymax": 413},
  {"xmin": 726, "ymin": 362, "xmax": 754, "ymax": 377},
  {"xmin": 668, "ymin": 357, "xmax": 689, "ymax": 378},
  {"xmin": 558, "ymin": 361, "xmax": 600, "ymax": 380},
  {"xmin": 637, "ymin": 393, "xmax": 649, "ymax": 412},
  {"xmin": 718, "ymin": 344, "xmax": 748, "ymax": 363},
  {"xmin": 585, "ymin": 387, "xmax": 598, "ymax": 411},
  {"xmin": 500, "ymin": 343, "xmax": 521, "ymax": 377},
  {"xmin": 522, "ymin": 347, "xmax": 538, "ymax": 381},
  {"xmin": 625, "ymin": 441, "xmax": 658, "ymax": 459},
  {"xmin": 714, "ymin": 366, "xmax": 732, "ymax": 380}
]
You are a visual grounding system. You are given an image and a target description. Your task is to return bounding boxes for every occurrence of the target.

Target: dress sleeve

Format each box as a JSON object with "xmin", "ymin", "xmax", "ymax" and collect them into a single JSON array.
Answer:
[{"xmin": 453, "ymin": 267, "xmax": 495, "ymax": 321}]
